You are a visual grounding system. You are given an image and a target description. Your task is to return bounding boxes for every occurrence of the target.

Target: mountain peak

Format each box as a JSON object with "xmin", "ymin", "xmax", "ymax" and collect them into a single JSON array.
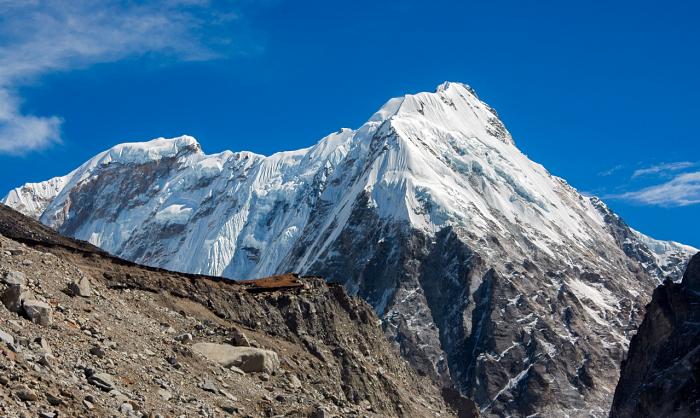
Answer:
[
  {"xmin": 367, "ymin": 82, "xmax": 514, "ymax": 146},
  {"xmin": 434, "ymin": 80, "xmax": 474, "ymax": 95},
  {"xmin": 95, "ymin": 135, "xmax": 202, "ymax": 166}
]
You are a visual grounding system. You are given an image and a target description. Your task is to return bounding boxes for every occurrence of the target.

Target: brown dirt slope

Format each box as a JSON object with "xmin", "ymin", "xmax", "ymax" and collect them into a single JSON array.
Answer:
[{"xmin": 0, "ymin": 203, "xmax": 461, "ymax": 417}]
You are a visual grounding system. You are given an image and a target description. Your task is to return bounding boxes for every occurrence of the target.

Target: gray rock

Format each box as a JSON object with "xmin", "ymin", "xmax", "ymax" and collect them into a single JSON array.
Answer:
[
  {"xmin": 22, "ymin": 299, "xmax": 53, "ymax": 326},
  {"xmin": 46, "ymin": 392, "xmax": 63, "ymax": 406},
  {"xmin": 230, "ymin": 365, "xmax": 245, "ymax": 375},
  {"xmin": 89, "ymin": 345, "xmax": 106, "ymax": 358},
  {"xmin": 1, "ymin": 284, "xmax": 23, "ymax": 313},
  {"xmin": 192, "ymin": 342, "xmax": 280, "ymax": 374},
  {"xmin": 157, "ymin": 389, "xmax": 172, "ymax": 401},
  {"xmin": 38, "ymin": 352, "xmax": 54, "ymax": 367},
  {"xmin": 230, "ymin": 327, "xmax": 250, "ymax": 347},
  {"xmin": 88, "ymin": 372, "xmax": 115, "ymax": 391},
  {"xmin": 119, "ymin": 402, "xmax": 133, "ymax": 414},
  {"xmin": 199, "ymin": 379, "xmax": 218, "ymax": 393},
  {"xmin": 166, "ymin": 355, "xmax": 180, "ymax": 368},
  {"xmin": 3, "ymin": 270, "xmax": 26, "ymax": 286},
  {"xmin": 67, "ymin": 276, "xmax": 92, "ymax": 297},
  {"xmin": 110, "ymin": 389, "xmax": 130, "ymax": 404},
  {"xmin": 287, "ymin": 374, "xmax": 302, "ymax": 389},
  {"xmin": 0, "ymin": 328, "xmax": 14, "ymax": 346},
  {"xmin": 34, "ymin": 336, "xmax": 51, "ymax": 354},
  {"xmin": 220, "ymin": 389, "xmax": 237, "ymax": 401},
  {"xmin": 310, "ymin": 405, "xmax": 328, "ymax": 418},
  {"xmin": 174, "ymin": 333, "xmax": 193, "ymax": 344},
  {"xmin": 220, "ymin": 404, "xmax": 239, "ymax": 414},
  {"xmin": 16, "ymin": 385, "xmax": 38, "ymax": 401}
]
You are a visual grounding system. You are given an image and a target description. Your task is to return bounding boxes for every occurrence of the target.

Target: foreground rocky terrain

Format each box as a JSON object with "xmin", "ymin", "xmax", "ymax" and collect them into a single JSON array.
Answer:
[
  {"xmin": 0, "ymin": 203, "xmax": 460, "ymax": 417},
  {"xmin": 610, "ymin": 251, "xmax": 700, "ymax": 417}
]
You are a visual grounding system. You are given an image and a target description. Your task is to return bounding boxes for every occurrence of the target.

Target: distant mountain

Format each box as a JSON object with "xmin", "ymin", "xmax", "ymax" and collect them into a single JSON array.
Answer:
[
  {"xmin": 610, "ymin": 252, "xmax": 700, "ymax": 417},
  {"xmin": 4, "ymin": 82, "xmax": 696, "ymax": 416}
]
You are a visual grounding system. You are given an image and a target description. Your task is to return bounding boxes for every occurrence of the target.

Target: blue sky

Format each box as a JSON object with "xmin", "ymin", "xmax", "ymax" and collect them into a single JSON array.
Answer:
[{"xmin": 0, "ymin": 0, "xmax": 698, "ymax": 247}]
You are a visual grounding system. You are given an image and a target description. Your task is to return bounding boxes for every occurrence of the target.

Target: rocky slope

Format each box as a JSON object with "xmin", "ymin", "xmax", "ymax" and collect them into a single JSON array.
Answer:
[
  {"xmin": 3, "ymin": 82, "xmax": 697, "ymax": 416},
  {"xmin": 610, "ymin": 251, "xmax": 700, "ymax": 417},
  {"xmin": 0, "ymin": 203, "xmax": 458, "ymax": 418}
]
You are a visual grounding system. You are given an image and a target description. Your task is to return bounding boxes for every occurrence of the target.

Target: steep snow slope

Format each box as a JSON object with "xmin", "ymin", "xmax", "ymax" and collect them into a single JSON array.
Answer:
[{"xmin": 4, "ymin": 82, "xmax": 696, "ymax": 417}]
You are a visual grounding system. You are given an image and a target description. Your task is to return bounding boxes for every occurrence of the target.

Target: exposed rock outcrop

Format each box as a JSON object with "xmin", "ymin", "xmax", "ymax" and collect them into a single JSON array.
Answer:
[{"xmin": 610, "ymin": 252, "xmax": 700, "ymax": 417}]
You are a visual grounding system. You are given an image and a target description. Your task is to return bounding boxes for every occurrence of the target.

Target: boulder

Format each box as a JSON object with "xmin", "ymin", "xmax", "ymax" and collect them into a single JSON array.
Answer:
[
  {"xmin": 192, "ymin": 342, "xmax": 279, "ymax": 373},
  {"xmin": 16, "ymin": 385, "xmax": 38, "ymax": 401},
  {"xmin": 174, "ymin": 333, "xmax": 193, "ymax": 344},
  {"xmin": 88, "ymin": 372, "xmax": 115, "ymax": 392},
  {"xmin": 310, "ymin": 405, "xmax": 328, "ymax": 418},
  {"xmin": 157, "ymin": 389, "xmax": 172, "ymax": 401},
  {"xmin": 1, "ymin": 285, "xmax": 24, "ymax": 313},
  {"xmin": 230, "ymin": 327, "xmax": 251, "ymax": 347},
  {"xmin": 287, "ymin": 374, "xmax": 302, "ymax": 389},
  {"xmin": 23, "ymin": 299, "xmax": 53, "ymax": 326},
  {"xmin": 119, "ymin": 402, "xmax": 133, "ymax": 414},
  {"xmin": 0, "ymin": 328, "xmax": 14, "ymax": 346},
  {"xmin": 2, "ymin": 270, "xmax": 26, "ymax": 286},
  {"xmin": 89, "ymin": 345, "xmax": 106, "ymax": 358},
  {"xmin": 67, "ymin": 276, "xmax": 92, "ymax": 298},
  {"xmin": 34, "ymin": 336, "xmax": 51, "ymax": 354},
  {"xmin": 199, "ymin": 380, "xmax": 218, "ymax": 393}
]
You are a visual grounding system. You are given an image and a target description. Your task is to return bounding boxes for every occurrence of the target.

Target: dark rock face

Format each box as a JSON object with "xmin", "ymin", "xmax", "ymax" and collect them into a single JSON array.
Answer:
[
  {"xmin": 590, "ymin": 197, "xmax": 692, "ymax": 282},
  {"xmin": 287, "ymin": 193, "xmax": 655, "ymax": 417},
  {"xmin": 610, "ymin": 252, "xmax": 700, "ymax": 418}
]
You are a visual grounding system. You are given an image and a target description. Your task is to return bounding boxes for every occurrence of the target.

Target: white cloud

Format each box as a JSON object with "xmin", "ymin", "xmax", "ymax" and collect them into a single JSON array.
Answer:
[
  {"xmin": 631, "ymin": 161, "xmax": 696, "ymax": 178},
  {"xmin": 598, "ymin": 164, "xmax": 624, "ymax": 177},
  {"xmin": 611, "ymin": 171, "xmax": 700, "ymax": 207},
  {"xmin": 0, "ymin": 0, "xmax": 237, "ymax": 155}
]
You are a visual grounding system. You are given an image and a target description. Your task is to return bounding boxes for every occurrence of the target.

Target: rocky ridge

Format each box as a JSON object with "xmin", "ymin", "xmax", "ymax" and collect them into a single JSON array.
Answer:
[
  {"xmin": 610, "ymin": 251, "xmax": 700, "ymax": 417},
  {"xmin": 0, "ymin": 203, "xmax": 458, "ymax": 417}
]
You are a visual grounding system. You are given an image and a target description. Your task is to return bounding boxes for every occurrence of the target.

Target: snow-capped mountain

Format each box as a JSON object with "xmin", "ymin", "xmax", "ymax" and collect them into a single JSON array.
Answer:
[{"xmin": 4, "ymin": 82, "xmax": 696, "ymax": 416}]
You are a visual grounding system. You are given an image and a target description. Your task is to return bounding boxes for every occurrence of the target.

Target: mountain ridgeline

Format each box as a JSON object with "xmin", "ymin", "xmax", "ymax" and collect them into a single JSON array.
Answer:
[
  {"xmin": 3, "ymin": 82, "xmax": 696, "ymax": 417},
  {"xmin": 0, "ymin": 203, "xmax": 457, "ymax": 417}
]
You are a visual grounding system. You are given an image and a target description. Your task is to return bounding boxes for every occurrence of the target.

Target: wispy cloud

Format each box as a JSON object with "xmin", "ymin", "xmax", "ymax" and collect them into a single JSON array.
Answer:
[
  {"xmin": 598, "ymin": 164, "xmax": 624, "ymax": 177},
  {"xmin": 631, "ymin": 161, "xmax": 696, "ymax": 178},
  {"xmin": 609, "ymin": 171, "xmax": 700, "ymax": 207},
  {"xmin": 0, "ymin": 0, "xmax": 239, "ymax": 155}
]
